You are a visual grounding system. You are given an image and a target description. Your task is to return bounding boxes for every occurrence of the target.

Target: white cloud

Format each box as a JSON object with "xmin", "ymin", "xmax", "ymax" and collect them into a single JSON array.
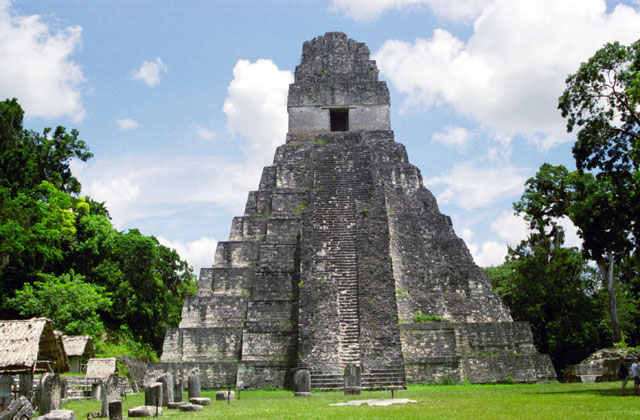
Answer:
[
  {"xmin": 74, "ymin": 153, "xmax": 257, "ymax": 230},
  {"xmin": 432, "ymin": 125, "xmax": 471, "ymax": 152},
  {"xmin": 330, "ymin": 0, "xmax": 490, "ymax": 22},
  {"xmin": 557, "ymin": 216, "xmax": 582, "ymax": 249},
  {"xmin": 474, "ymin": 241, "xmax": 508, "ymax": 267},
  {"xmin": 157, "ymin": 236, "xmax": 218, "ymax": 273},
  {"xmin": 0, "ymin": 1, "xmax": 85, "ymax": 121},
  {"xmin": 132, "ymin": 57, "xmax": 167, "ymax": 87},
  {"xmin": 425, "ymin": 161, "xmax": 527, "ymax": 210},
  {"xmin": 374, "ymin": 0, "xmax": 640, "ymax": 149},
  {"xmin": 223, "ymin": 59, "xmax": 293, "ymax": 164},
  {"xmin": 116, "ymin": 118, "xmax": 139, "ymax": 131},
  {"xmin": 86, "ymin": 177, "xmax": 140, "ymax": 227},
  {"xmin": 461, "ymin": 228, "xmax": 508, "ymax": 267},
  {"xmin": 491, "ymin": 210, "xmax": 528, "ymax": 245},
  {"xmin": 195, "ymin": 125, "xmax": 215, "ymax": 140}
]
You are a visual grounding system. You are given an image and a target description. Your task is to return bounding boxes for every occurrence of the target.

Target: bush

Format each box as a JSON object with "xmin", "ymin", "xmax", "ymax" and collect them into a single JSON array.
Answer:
[{"xmin": 413, "ymin": 311, "xmax": 442, "ymax": 323}]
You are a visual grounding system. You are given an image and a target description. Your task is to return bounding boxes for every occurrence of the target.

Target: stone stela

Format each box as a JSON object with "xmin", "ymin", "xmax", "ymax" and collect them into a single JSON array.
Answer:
[{"xmin": 148, "ymin": 32, "xmax": 556, "ymax": 390}]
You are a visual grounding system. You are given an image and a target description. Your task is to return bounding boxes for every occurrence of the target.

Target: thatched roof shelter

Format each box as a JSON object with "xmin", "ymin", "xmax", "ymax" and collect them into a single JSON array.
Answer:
[
  {"xmin": 0, "ymin": 318, "xmax": 69, "ymax": 374},
  {"xmin": 85, "ymin": 358, "xmax": 117, "ymax": 380},
  {"xmin": 61, "ymin": 335, "xmax": 94, "ymax": 358}
]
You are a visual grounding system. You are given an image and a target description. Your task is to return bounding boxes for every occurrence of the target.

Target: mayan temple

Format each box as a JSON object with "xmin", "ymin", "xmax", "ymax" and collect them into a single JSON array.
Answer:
[{"xmin": 149, "ymin": 32, "xmax": 556, "ymax": 390}]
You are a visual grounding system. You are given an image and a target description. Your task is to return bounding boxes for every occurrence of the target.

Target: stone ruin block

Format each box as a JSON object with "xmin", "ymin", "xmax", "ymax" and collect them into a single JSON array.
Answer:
[
  {"xmin": 266, "ymin": 218, "xmax": 302, "ymax": 243},
  {"xmin": 144, "ymin": 382, "xmax": 162, "ymax": 407},
  {"xmin": 270, "ymin": 191, "xmax": 306, "ymax": 215},
  {"xmin": 214, "ymin": 242, "xmax": 259, "ymax": 268},
  {"xmin": 344, "ymin": 364, "xmax": 361, "ymax": 395},
  {"xmin": 38, "ymin": 373, "xmax": 60, "ymax": 416},
  {"xmin": 259, "ymin": 166, "xmax": 277, "ymax": 190},
  {"xmin": 293, "ymin": 370, "xmax": 311, "ymax": 397},
  {"xmin": 212, "ymin": 268, "xmax": 253, "ymax": 295},
  {"xmin": 0, "ymin": 396, "xmax": 34, "ymax": 420},
  {"xmin": 215, "ymin": 391, "xmax": 235, "ymax": 401},
  {"xmin": 108, "ymin": 400, "xmax": 122, "ymax": 420},
  {"xmin": 196, "ymin": 268, "xmax": 213, "ymax": 297},
  {"xmin": 33, "ymin": 410, "xmax": 75, "ymax": 420},
  {"xmin": 258, "ymin": 244, "xmax": 297, "ymax": 271},
  {"xmin": 188, "ymin": 370, "xmax": 201, "ymax": 399},
  {"xmin": 101, "ymin": 374, "xmax": 120, "ymax": 418}
]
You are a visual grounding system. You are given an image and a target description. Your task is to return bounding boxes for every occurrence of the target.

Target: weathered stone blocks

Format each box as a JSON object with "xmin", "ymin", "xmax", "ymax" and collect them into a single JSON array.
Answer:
[
  {"xmin": 156, "ymin": 31, "xmax": 556, "ymax": 390},
  {"xmin": 188, "ymin": 371, "xmax": 201, "ymax": 399},
  {"xmin": 38, "ymin": 373, "xmax": 60, "ymax": 416},
  {"xmin": 294, "ymin": 370, "xmax": 311, "ymax": 396},
  {"xmin": 216, "ymin": 390, "xmax": 235, "ymax": 401}
]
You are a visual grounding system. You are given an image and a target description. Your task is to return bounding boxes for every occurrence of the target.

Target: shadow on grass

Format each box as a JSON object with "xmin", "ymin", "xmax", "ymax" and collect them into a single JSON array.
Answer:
[{"xmin": 526, "ymin": 385, "xmax": 629, "ymax": 397}]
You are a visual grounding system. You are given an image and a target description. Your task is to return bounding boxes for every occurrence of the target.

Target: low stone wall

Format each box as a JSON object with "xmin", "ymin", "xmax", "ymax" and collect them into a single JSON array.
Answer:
[
  {"xmin": 564, "ymin": 358, "xmax": 622, "ymax": 383},
  {"xmin": 236, "ymin": 361, "xmax": 296, "ymax": 390},
  {"xmin": 400, "ymin": 322, "xmax": 556, "ymax": 384},
  {"xmin": 146, "ymin": 362, "xmax": 237, "ymax": 389}
]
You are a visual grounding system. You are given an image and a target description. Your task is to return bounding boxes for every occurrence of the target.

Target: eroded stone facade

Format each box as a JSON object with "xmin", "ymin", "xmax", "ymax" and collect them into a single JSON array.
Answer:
[{"xmin": 152, "ymin": 32, "xmax": 556, "ymax": 389}]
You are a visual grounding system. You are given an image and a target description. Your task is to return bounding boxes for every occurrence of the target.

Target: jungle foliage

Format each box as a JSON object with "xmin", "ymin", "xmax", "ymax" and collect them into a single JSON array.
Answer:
[
  {"xmin": 486, "ymin": 39, "xmax": 640, "ymax": 375},
  {"xmin": 0, "ymin": 98, "xmax": 197, "ymax": 357}
]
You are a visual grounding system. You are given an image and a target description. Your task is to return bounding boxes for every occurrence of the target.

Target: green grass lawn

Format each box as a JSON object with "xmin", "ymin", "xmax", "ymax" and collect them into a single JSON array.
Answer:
[{"xmin": 63, "ymin": 382, "xmax": 640, "ymax": 420}]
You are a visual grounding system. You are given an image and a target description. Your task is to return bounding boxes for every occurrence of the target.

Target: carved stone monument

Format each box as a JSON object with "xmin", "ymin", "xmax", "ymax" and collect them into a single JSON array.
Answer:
[
  {"xmin": 293, "ymin": 370, "xmax": 311, "ymax": 397},
  {"xmin": 100, "ymin": 374, "xmax": 119, "ymax": 418},
  {"xmin": 187, "ymin": 370, "xmax": 201, "ymax": 399},
  {"xmin": 38, "ymin": 373, "xmax": 61, "ymax": 416},
  {"xmin": 144, "ymin": 382, "xmax": 162, "ymax": 408},
  {"xmin": 151, "ymin": 31, "xmax": 556, "ymax": 390},
  {"xmin": 343, "ymin": 364, "xmax": 361, "ymax": 395}
]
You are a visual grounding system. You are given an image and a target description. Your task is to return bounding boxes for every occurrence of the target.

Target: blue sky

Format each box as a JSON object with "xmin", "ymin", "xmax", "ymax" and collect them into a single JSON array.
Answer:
[{"xmin": 3, "ymin": 0, "xmax": 640, "ymax": 273}]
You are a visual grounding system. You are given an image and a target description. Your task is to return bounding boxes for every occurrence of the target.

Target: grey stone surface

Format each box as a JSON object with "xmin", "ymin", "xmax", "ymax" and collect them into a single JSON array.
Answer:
[
  {"xmin": 179, "ymin": 403, "xmax": 203, "ymax": 412},
  {"xmin": 157, "ymin": 372, "xmax": 174, "ymax": 406},
  {"xmin": 215, "ymin": 390, "xmax": 235, "ymax": 401},
  {"xmin": 156, "ymin": 31, "xmax": 556, "ymax": 390},
  {"xmin": 167, "ymin": 401, "xmax": 188, "ymax": 409},
  {"xmin": 344, "ymin": 364, "xmax": 361, "ymax": 395},
  {"xmin": 90, "ymin": 382, "xmax": 101, "ymax": 400},
  {"xmin": 127, "ymin": 406, "xmax": 162, "ymax": 417},
  {"xmin": 59, "ymin": 378, "xmax": 68, "ymax": 401},
  {"xmin": 294, "ymin": 370, "xmax": 311, "ymax": 396},
  {"xmin": 189, "ymin": 397, "xmax": 211, "ymax": 406},
  {"xmin": 0, "ymin": 396, "xmax": 34, "ymax": 420},
  {"xmin": 33, "ymin": 410, "xmax": 75, "ymax": 420},
  {"xmin": 108, "ymin": 400, "xmax": 122, "ymax": 420},
  {"xmin": 187, "ymin": 371, "xmax": 201, "ymax": 399},
  {"xmin": 330, "ymin": 398, "xmax": 417, "ymax": 407},
  {"xmin": 144, "ymin": 382, "xmax": 162, "ymax": 407},
  {"xmin": 173, "ymin": 377, "xmax": 184, "ymax": 402},
  {"xmin": 38, "ymin": 373, "xmax": 61, "ymax": 415},
  {"xmin": 101, "ymin": 374, "xmax": 119, "ymax": 418}
]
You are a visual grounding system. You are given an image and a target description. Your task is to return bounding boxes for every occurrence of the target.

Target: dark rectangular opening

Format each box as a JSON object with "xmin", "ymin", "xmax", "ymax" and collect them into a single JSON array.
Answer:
[{"xmin": 330, "ymin": 109, "xmax": 349, "ymax": 132}]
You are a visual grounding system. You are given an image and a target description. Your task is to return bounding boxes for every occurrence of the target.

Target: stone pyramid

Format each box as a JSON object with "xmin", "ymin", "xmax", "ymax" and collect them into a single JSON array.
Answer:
[{"xmin": 150, "ymin": 32, "xmax": 556, "ymax": 390}]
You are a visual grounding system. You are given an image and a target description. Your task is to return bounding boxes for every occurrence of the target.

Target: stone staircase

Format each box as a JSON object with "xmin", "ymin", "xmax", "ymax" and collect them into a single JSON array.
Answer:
[
  {"xmin": 313, "ymin": 146, "xmax": 362, "ymax": 371},
  {"xmin": 306, "ymin": 365, "xmax": 407, "ymax": 391},
  {"xmin": 362, "ymin": 366, "xmax": 407, "ymax": 390}
]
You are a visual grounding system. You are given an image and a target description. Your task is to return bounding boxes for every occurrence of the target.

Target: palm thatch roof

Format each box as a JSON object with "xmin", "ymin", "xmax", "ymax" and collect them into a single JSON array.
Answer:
[
  {"xmin": 0, "ymin": 318, "xmax": 69, "ymax": 374},
  {"xmin": 62, "ymin": 335, "xmax": 94, "ymax": 358},
  {"xmin": 85, "ymin": 357, "xmax": 117, "ymax": 379}
]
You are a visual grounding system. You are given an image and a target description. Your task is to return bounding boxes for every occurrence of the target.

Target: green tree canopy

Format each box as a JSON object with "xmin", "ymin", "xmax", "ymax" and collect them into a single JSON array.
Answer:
[
  {"xmin": 8, "ymin": 271, "xmax": 112, "ymax": 337},
  {"xmin": 513, "ymin": 39, "xmax": 640, "ymax": 343},
  {"xmin": 0, "ymin": 98, "xmax": 197, "ymax": 354}
]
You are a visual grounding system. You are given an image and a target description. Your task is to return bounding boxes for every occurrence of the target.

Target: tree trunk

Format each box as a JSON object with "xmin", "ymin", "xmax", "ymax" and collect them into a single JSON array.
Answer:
[{"xmin": 597, "ymin": 251, "xmax": 621, "ymax": 343}]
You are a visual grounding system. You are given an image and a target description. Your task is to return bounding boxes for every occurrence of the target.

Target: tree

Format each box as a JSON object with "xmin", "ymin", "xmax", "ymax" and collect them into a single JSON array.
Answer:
[
  {"xmin": 8, "ymin": 270, "xmax": 112, "ymax": 338},
  {"xmin": 486, "ymin": 229, "xmax": 607, "ymax": 374},
  {"xmin": 0, "ymin": 99, "xmax": 92, "ymax": 195},
  {"xmin": 514, "ymin": 39, "xmax": 640, "ymax": 343},
  {"xmin": 515, "ymin": 164, "xmax": 631, "ymax": 343},
  {"xmin": 1, "ymin": 98, "xmax": 197, "ymax": 354}
]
